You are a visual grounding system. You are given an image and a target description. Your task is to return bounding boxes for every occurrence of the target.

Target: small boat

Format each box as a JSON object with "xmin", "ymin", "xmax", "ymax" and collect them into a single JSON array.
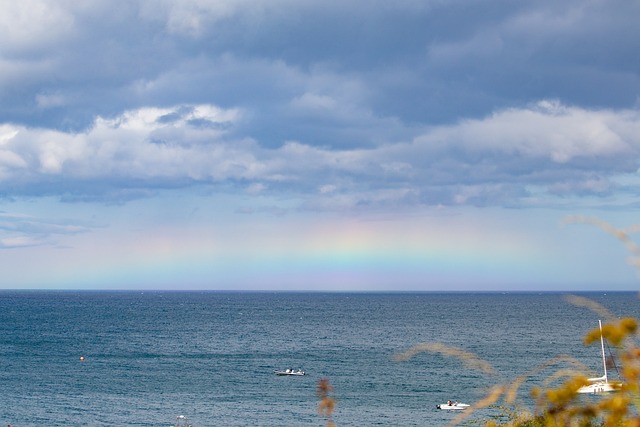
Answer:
[
  {"xmin": 170, "ymin": 415, "xmax": 191, "ymax": 427},
  {"xmin": 436, "ymin": 401, "xmax": 470, "ymax": 410},
  {"xmin": 577, "ymin": 320, "xmax": 620, "ymax": 394},
  {"xmin": 274, "ymin": 368, "xmax": 305, "ymax": 376}
]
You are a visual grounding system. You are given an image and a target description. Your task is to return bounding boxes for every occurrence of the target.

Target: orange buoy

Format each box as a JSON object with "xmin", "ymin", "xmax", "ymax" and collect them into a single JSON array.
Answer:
[{"xmin": 79, "ymin": 356, "xmax": 85, "ymax": 361}]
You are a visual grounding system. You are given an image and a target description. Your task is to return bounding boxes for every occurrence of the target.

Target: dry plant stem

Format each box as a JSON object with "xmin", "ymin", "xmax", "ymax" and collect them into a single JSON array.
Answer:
[
  {"xmin": 564, "ymin": 295, "xmax": 616, "ymax": 324},
  {"xmin": 394, "ymin": 342, "xmax": 495, "ymax": 375},
  {"xmin": 451, "ymin": 385, "xmax": 506, "ymax": 427},
  {"xmin": 564, "ymin": 215, "xmax": 640, "ymax": 270}
]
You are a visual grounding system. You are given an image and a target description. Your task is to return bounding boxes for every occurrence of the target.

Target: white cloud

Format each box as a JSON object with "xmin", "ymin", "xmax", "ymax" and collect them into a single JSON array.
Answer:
[
  {"xmin": 138, "ymin": 0, "xmax": 276, "ymax": 37},
  {"xmin": 291, "ymin": 93, "xmax": 338, "ymax": 112},
  {"xmin": 0, "ymin": 236, "xmax": 44, "ymax": 248},
  {"xmin": 0, "ymin": 0, "xmax": 75, "ymax": 54},
  {"xmin": 0, "ymin": 104, "xmax": 261, "ymax": 184},
  {"xmin": 0, "ymin": 150, "xmax": 26, "ymax": 169},
  {"xmin": 36, "ymin": 92, "xmax": 68, "ymax": 109},
  {"xmin": 0, "ymin": 125, "xmax": 19, "ymax": 145},
  {"xmin": 0, "ymin": 210, "xmax": 93, "ymax": 250},
  {"xmin": 319, "ymin": 184, "xmax": 337, "ymax": 194},
  {"xmin": 246, "ymin": 183, "xmax": 267, "ymax": 194},
  {"xmin": 414, "ymin": 101, "xmax": 639, "ymax": 164}
]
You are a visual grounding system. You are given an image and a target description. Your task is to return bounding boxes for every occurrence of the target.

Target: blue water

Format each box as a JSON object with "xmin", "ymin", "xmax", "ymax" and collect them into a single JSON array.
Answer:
[{"xmin": 0, "ymin": 291, "xmax": 638, "ymax": 426}]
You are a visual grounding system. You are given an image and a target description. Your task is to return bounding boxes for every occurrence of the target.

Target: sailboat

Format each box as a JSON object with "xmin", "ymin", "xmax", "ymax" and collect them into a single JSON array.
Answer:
[{"xmin": 577, "ymin": 320, "xmax": 619, "ymax": 394}]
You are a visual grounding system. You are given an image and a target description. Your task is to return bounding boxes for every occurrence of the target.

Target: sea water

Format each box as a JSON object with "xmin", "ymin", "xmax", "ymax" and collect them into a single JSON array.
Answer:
[{"xmin": 0, "ymin": 291, "xmax": 638, "ymax": 426}]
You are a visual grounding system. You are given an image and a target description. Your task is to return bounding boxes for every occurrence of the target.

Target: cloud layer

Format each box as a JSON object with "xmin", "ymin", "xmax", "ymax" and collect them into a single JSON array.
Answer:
[
  {"xmin": 1, "ymin": 1, "xmax": 638, "ymax": 208},
  {"xmin": 1, "ymin": 100, "xmax": 639, "ymax": 210}
]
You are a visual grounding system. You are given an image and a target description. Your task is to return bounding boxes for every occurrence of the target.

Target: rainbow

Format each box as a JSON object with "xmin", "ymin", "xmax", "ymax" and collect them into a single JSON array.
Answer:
[{"xmin": 30, "ymin": 210, "xmax": 556, "ymax": 291}]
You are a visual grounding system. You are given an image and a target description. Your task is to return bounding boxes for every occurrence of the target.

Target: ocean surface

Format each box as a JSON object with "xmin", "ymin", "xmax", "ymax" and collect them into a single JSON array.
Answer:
[{"xmin": 1, "ymin": 291, "xmax": 638, "ymax": 426}]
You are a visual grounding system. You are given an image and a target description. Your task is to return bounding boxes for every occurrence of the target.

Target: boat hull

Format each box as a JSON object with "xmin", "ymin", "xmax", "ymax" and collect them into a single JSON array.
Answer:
[
  {"xmin": 274, "ymin": 370, "xmax": 305, "ymax": 376},
  {"xmin": 577, "ymin": 382, "xmax": 618, "ymax": 394},
  {"xmin": 436, "ymin": 403, "xmax": 469, "ymax": 410}
]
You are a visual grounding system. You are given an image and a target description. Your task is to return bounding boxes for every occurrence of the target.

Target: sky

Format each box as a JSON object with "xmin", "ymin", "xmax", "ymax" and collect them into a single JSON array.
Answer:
[{"xmin": 1, "ymin": 0, "xmax": 640, "ymax": 291}]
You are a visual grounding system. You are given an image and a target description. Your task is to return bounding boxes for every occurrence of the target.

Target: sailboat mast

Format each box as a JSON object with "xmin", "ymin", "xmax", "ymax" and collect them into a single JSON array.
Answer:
[{"xmin": 599, "ymin": 320, "xmax": 608, "ymax": 383}]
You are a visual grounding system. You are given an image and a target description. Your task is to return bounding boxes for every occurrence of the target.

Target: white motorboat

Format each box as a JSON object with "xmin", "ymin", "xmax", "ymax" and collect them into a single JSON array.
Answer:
[
  {"xmin": 170, "ymin": 415, "xmax": 191, "ymax": 427},
  {"xmin": 577, "ymin": 320, "xmax": 620, "ymax": 394},
  {"xmin": 274, "ymin": 368, "xmax": 305, "ymax": 376},
  {"xmin": 436, "ymin": 401, "xmax": 470, "ymax": 410}
]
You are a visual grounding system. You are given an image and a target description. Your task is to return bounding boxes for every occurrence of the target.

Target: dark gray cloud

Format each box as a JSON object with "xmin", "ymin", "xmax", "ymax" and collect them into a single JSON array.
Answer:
[{"xmin": 3, "ymin": 1, "xmax": 638, "ymax": 123}]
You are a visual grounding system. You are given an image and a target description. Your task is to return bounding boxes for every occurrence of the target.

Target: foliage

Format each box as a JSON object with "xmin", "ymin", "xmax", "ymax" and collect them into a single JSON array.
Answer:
[
  {"xmin": 502, "ymin": 316, "xmax": 639, "ymax": 427},
  {"xmin": 317, "ymin": 378, "xmax": 337, "ymax": 427}
]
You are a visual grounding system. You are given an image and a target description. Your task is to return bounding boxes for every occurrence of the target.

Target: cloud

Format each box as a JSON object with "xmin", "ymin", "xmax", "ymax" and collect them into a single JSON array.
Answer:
[
  {"xmin": 0, "ymin": 211, "xmax": 93, "ymax": 249},
  {"xmin": 0, "ymin": 236, "xmax": 45, "ymax": 249},
  {"xmin": 414, "ymin": 101, "xmax": 637, "ymax": 164},
  {"xmin": 394, "ymin": 101, "xmax": 640, "ymax": 205},
  {"xmin": 139, "ymin": 0, "xmax": 265, "ymax": 37},
  {"xmin": 0, "ymin": 0, "xmax": 75, "ymax": 54},
  {"xmin": 0, "ymin": 100, "xmax": 638, "ymax": 210},
  {"xmin": 2, "ymin": 0, "xmax": 637, "ymax": 133},
  {"xmin": 0, "ymin": 1, "xmax": 639, "ymax": 212}
]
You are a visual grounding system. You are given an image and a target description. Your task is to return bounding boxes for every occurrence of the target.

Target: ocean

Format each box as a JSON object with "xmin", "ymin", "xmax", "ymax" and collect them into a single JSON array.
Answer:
[{"xmin": 0, "ymin": 291, "xmax": 638, "ymax": 426}]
